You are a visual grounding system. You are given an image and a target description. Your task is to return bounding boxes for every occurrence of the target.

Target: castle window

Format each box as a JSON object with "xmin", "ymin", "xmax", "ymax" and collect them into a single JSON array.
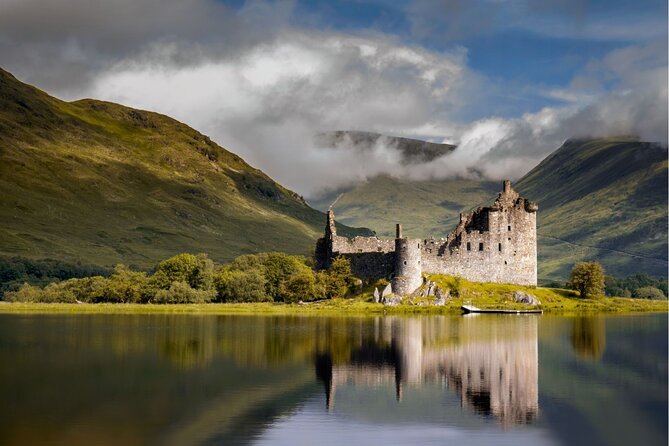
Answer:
[
  {"xmin": 508, "ymin": 237, "xmax": 511, "ymax": 241},
  {"xmin": 403, "ymin": 261, "xmax": 407, "ymax": 265},
  {"xmin": 479, "ymin": 243, "xmax": 484, "ymax": 251},
  {"xmin": 508, "ymin": 225, "xmax": 511, "ymax": 231},
  {"xmin": 467, "ymin": 242, "xmax": 471, "ymax": 251},
  {"xmin": 417, "ymin": 243, "xmax": 420, "ymax": 248},
  {"xmin": 498, "ymin": 243, "xmax": 502, "ymax": 252},
  {"xmin": 504, "ymin": 261, "xmax": 507, "ymax": 265}
]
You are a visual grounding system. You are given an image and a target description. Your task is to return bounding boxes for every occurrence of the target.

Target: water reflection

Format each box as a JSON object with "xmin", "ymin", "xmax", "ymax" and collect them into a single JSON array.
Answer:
[
  {"xmin": 0, "ymin": 313, "xmax": 664, "ymax": 446},
  {"xmin": 571, "ymin": 317, "xmax": 606, "ymax": 360},
  {"xmin": 315, "ymin": 315, "xmax": 539, "ymax": 426}
]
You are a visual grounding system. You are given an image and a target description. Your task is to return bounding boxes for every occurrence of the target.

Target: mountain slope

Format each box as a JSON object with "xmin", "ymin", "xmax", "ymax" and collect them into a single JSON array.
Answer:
[
  {"xmin": 310, "ymin": 176, "xmax": 499, "ymax": 238},
  {"xmin": 515, "ymin": 137, "xmax": 668, "ymax": 280},
  {"xmin": 317, "ymin": 130, "xmax": 456, "ymax": 164},
  {"xmin": 0, "ymin": 68, "xmax": 368, "ymax": 268}
]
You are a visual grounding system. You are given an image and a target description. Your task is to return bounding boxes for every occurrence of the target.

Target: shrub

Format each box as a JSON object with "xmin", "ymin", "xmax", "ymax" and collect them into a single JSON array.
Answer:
[
  {"xmin": 99, "ymin": 265, "xmax": 150, "ymax": 303},
  {"xmin": 373, "ymin": 278, "xmax": 389, "ymax": 289},
  {"xmin": 5, "ymin": 283, "xmax": 44, "ymax": 302},
  {"xmin": 568, "ymin": 262, "xmax": 605, "ymax": 299},
  {"xmin": 154, "ymin": 281, "xmax": 216, "ymax": 304},
  {"xmin": 323, "ymin": 256, "xmax": 357, "ymax": 299},
  {"xmin": 214, "ymin": 269, "xmax": 270, "ymax": 302},
  {"xmin": 217, "ymin": 252, "xmax": 315, "ymax": 302},
  {"xmin": 279, "ymin": 268, "xmax": 326, "ymax": 303},
  {"xmin": 261, "ymin": 253, "xmax": 307, "ymax": 300},
  {"xmin": 62, "ymin": 276, "xmax": 110, "ymax": 303},
  {"xmin": 633, "ymin": 286, "xmax": 667, "ymax": 300},
  {"xmin": 451, "ymin": 276, "xmax": 463, "ymax": 297},
  {"xmin": 154, "ymin": 253, "xmax": 214, "ymax": 291},
  {"xmin": 40, "ymin": 282, "xmax": 77, "ymax": 303},
  {"xmin": 605, "ymin": 273, "xmax": 668, "ymax": 298},
  {"xmin": 6, "ymin": 281, "xmax": 79, "ymax": 303}
]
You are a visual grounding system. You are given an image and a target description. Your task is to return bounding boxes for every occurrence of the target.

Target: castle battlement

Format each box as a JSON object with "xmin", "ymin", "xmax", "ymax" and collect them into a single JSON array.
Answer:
[{"xmin": 315, "ymin": 180, "xmax": 538, "ymax": 294}]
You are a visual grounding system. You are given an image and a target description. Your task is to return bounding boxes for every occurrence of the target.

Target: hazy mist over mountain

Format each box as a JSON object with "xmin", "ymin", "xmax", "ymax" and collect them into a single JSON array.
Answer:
[{"xmin": 1, "ymin": 0, "xmax": 666, "ymax": 197}]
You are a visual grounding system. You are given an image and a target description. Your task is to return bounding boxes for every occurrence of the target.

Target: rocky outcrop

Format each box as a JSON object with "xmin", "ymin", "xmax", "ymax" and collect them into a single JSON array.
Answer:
[{"xmin": 513, "ymin": 291, "xmax": 541, "ymax": 306}]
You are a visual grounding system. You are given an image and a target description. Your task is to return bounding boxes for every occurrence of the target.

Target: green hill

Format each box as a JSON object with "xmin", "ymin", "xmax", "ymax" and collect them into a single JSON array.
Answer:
[
  {"xmin": 0, "ymin": 68, "xmax": 368, "ymax": 268},
  {"xmin": 515, "ymin": 137, "xmax": 668, "ymax": 281},
  {"xmin": 309, "ymin": 176, "xmax": 499, "ymax": 237},
  {"xmin": 311, "ymin": 138, "xmax": 667, "ymax": 282}
]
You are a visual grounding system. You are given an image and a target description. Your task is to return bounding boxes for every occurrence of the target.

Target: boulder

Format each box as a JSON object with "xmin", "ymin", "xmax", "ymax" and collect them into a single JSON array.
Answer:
[
  {"xmin": 513, "ymin": 291, "xmax": 541, "ymax": 306},
  {"xmin": 382, "ymin": 283, "xmax": 392, "ymax": 299},
  {"xmin": 383, "ymin": 295, "xmax": 402, "ymax": 306},
  {"xmin": 434, "ymin": 287, "xmax": 450, "ymax": 306},
  {"xmin": 373, "ymin": 287, "xmax": 380, "ymax": 303}
]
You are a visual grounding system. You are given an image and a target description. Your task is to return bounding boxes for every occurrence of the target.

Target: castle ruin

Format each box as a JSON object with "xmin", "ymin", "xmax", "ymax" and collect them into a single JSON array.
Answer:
[{"xmin": 315, "ymin": 180, "xmax": 538, "ymax": 294}]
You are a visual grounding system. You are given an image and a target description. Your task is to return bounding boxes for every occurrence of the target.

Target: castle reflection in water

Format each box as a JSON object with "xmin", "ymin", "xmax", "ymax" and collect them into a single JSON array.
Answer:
[{"xmin": 316, "ymin": 315, "xmax": 539, "ymax": 426}]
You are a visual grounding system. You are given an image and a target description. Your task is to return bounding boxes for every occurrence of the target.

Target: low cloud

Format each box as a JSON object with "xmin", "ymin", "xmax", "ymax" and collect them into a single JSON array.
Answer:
[
  {"xmin": 82, "ymin": 34, "xmax": 666, "ymax": 197},
  {"xmin": 1, "ymin": 1, "xmax": 666, "ymax": 198},
  {"xmin": 83, "ymin": 32, "xmax": 474, "ymax": 195}
]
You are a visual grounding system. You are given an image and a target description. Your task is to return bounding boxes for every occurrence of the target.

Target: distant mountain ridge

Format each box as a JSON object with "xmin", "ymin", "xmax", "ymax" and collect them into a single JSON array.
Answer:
[
  {"xmin": 316, "ymin": 130, "xmax": 456, "ymax": 164},
  {"xmin": 0, "ymin": 67, "xmax": 369, "ymax": 268}
]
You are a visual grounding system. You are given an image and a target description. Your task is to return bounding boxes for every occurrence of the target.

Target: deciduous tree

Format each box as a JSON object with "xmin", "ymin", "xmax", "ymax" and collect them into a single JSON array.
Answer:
[{"xmin": 568, "ymin": 262, "xmax": 605, "ymax": 298}]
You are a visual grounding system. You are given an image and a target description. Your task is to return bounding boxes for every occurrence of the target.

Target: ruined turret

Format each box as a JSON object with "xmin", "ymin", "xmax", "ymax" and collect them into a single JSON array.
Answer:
[
  {"xmin": 326, "ymin": 208, "xmax": 337, "ymax": 239},
  {"xmin": 315, "ymin": 208, "xmax": 338, "ymax": 269},
  {"xmin": 392, "ymin": 224, "xmax": 423, "ymax": 295}
]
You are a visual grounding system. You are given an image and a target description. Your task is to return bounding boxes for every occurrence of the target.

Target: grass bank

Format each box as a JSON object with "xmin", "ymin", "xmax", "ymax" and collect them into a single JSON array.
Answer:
[{"xmin": 0, "ymin": 277, "xmax": 666, "ymax": 316}]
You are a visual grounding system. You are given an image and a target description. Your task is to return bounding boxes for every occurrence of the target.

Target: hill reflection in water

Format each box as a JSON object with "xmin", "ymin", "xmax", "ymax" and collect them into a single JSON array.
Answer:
[
  {"xmin": 0, "ymin": 313, "xmax": 665, "ymax": 446},
  {"xmin": 315, "ymin": 315, "xmax": 539, "ymax": 427}
]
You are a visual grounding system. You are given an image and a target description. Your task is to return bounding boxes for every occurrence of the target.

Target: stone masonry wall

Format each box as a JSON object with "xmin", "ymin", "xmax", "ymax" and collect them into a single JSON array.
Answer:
[
  {"xmin": 316, "ymin": 181, "xmax": 538, "ymax": 292},
  {"xmin": 420, "ymin": 185, "xmax": 537, "ymax": 285}
]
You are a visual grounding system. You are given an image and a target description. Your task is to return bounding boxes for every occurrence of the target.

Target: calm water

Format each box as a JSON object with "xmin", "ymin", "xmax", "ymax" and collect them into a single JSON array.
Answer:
[{"xmin": 0, "ymin": 313, "xmax": 666, "ymax": 446}]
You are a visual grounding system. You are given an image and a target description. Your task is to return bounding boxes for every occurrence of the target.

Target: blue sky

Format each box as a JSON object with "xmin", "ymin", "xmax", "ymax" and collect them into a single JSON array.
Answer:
[
  {"xmin": 219, "ymin": 0, "xmax": 667, "ymax": 119},
  {"xmin": 0, "ymin": 0, "xmax": 666, "ymax": 195}
]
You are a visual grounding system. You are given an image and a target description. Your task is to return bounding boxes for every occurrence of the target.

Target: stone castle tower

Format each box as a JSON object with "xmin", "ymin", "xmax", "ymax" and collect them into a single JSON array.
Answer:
[
  {"xmin": 315, "ymin": 180, "xmax": 537, "ymax": 293},
  {"xmin": 392, "ymin": 224, "xmax": 424, "ymax": 295}
]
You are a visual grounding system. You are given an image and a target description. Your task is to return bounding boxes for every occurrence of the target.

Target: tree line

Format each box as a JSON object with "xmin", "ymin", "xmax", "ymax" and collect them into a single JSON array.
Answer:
[
  {"xmin": 2, "ymin": 254, "xmax": 666, "ymax": 303},
  {"xmin": 565, "ymin": 262, "xmax": 667, "ymax": 300},
  {"xmin": 0, "ymin": 256, "xmax": 110, "ymax": 299},
  {"xmin": 3, "ymin": 252, "xmax": 358, "ymax": 304}
]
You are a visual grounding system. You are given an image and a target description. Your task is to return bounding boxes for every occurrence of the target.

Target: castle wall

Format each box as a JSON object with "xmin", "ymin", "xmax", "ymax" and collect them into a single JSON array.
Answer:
[
  {"xmin": 329, "ymin": 235, "xmax": 395, "ymax": 279},
  {"xmin": 420, "ymin": 202, "xmax": 537, "ymax": 285},
  {"xmin": 331, "ymin": 235, "xmax": 395, "ymax": 254},
  {"xmin": 317, "ymin": 181, "xmax": 537, "ymax": 292},
  {"xmin": 339, "ymin": 251, "xmax": 395, "ymax": 279}
]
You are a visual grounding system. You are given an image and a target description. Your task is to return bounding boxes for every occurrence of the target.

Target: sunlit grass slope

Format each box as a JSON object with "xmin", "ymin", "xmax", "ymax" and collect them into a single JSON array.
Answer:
[
  {"xmin": 309, "ymin": 176, "xmax": 499, "ymax": 238},
  {"xmin": 516, "ymin": 137, "xmax": 668, "ymax": 281},
  {"xmin": 0, "ymin": 68, "xmax": 368, "ymax": 268}
]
